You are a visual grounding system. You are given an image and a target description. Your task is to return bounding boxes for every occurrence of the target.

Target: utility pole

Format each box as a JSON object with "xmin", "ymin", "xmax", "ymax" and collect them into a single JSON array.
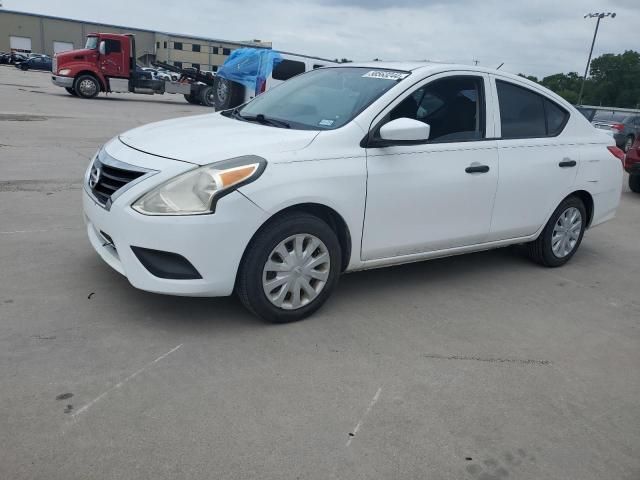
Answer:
[{"xmin": 577, "ymin": 12, "xmax": 615, "ymax": 106}]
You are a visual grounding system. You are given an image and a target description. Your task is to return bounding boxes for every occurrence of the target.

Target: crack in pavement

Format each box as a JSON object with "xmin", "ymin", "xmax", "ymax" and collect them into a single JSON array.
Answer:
[
  {"xmin": 0, "ymin": 180, "xmax": 82, "ymax": 192},
  {"xmin": 422, "ymin": 354, "xmax": 551, "ymax": 366}
]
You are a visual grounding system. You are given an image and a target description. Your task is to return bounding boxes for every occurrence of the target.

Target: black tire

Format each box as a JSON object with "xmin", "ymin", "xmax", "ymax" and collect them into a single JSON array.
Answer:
[
  {"xmin": 212, "ymin": 76, "xmax": 245, "ymax": 111},
  {"xmin": 65, "ymin": 87, "xmax": 77, "ymax": 96},
  {"xmin": 183, "ymin": 93, "xmax": 201, "ymax": 105},
  {"xmin": 236, "ymin": 213, "xmax": 342, "ymax": 323},
  {"xmin": 624, "ymin": 135, "xmax": 635, "ymax": 153},
  {"xmin": 629, "ymin": 174, "xmax": 640, "ymax": 193},
  {"xmin": 199, "ymin": 86, "xmax": 215, "ymax": 107},
  {"xmin": 20, "ymin": 63, "xmax": 28, "ymax": 71},
  {"xmin": 526, "ymin": 196, "xmax": 587, "ymax": 267},
  {"xmin": 74, "ymin": 74, "xmax": 100, "ymax": 99}
]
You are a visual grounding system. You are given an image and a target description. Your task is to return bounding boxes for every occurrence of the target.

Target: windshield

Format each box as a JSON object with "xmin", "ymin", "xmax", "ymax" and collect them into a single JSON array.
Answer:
[
  {"xmin": 85, "ymin": 37, "xmax": 98, "ymax": 50},
  {"xmin": 237, "ymin": 67, "xmax": 410, "ymax": 130}
]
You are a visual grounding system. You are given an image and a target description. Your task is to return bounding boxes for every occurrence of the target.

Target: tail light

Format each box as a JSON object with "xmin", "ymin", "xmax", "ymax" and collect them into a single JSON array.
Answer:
[
  {"xmin": 607, "ymin": 145, "xmax": 625, "ymax": 165},
  {"xmin": 255, "ymin": 76, "xmax": 266, "ymax": 96},
  {"xmin": 612, "ymin": 123, "xmax": 624, "ymax": 132}
]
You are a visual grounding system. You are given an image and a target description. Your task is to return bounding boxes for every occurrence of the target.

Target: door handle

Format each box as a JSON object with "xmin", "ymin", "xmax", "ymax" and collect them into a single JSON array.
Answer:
[
  {"xmin": 465, "ymin": 164, "xmax": 490, "ymax": 174},
  {"xmin": 559, "ymin": 159, "xmax": 577, "ymax": 168}
]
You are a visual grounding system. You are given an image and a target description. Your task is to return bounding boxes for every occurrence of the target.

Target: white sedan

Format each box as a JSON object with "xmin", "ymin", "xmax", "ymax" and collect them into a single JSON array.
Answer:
[{"xmin": 83, "ymin": 63, "xmax": 623, "ymax": 322}]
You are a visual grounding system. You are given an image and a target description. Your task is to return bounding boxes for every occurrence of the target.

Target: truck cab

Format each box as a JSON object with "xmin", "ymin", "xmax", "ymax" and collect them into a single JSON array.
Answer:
[{"xmin": 52, "ymin": 33, "xmax": 133, "ymax": 98}]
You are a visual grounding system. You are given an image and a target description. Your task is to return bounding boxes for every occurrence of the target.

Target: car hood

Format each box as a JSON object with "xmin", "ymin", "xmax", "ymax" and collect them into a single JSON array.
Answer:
[{"xmin": 118, "ymin": 113, "xmax": 320, "ymax": 165}]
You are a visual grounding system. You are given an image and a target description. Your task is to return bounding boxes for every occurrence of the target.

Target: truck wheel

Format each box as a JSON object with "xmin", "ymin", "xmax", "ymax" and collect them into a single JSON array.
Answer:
[
  {"xmin": 65, "ymin": 87, "xmax": 77, "ymax": 96},
  {"xmin": 74, "ymin": 75, "xmax": 100, "ymax": 99},
  {"xmin": 629, "ymin": 174, "xmax": 640, "ymax": 193},
  {"xmin": 183, "ymin": 94, "xmax": 201, "ymax": 105},
  {"xmin": 213, "ymin": 77, "xmax": 244, "ymax": 110},
  {"xmin": 199, "ymin": 86, "xmax": 215, "ymax": 107}
]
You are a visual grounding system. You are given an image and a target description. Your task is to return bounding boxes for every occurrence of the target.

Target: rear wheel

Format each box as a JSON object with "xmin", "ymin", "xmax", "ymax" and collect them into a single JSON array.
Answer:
[
  {"xmin": 199, "ymin": 86, "xmax": 215, "ymax": 107},
  {"xmin": 212, "ymin": 77, "xmax": 244, "ymax": 110},
  {"xmin": 629, "ymin": 174, "xmax": 640, "ymax": 193},
  {"xmin": 526, "ymin": 196, "xmax": 586, "ymax": 267},
  {"xmin": 236, "ymin": 213, "xmax": 342, "ymax": 323},
  {"xmin": 74, "ymin": 74, "xmax": 100, "ymax": 99},
  {"xmin": 65, "ymin": 87, "xmax": 77, "ymax": 96},
  {"xmin": 183, "ymin": 93, "xmax": 201, "ymax": 105}
]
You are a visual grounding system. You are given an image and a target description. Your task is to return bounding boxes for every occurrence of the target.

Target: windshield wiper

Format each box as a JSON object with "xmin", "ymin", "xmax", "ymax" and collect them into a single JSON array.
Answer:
[{"xmin": 234, "ymin": 112, "xmax": 290, "ymax": 129}]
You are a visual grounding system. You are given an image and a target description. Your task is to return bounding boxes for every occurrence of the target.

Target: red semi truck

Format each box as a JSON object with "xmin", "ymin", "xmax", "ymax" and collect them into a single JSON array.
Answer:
[{"xmin": 51, "ymin": 33, "xmax": 218, "ymax": 106}]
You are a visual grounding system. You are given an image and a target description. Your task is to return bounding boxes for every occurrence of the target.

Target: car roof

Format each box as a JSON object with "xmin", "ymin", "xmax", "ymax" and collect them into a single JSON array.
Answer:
[{"xmin": 334, "ymin": 61, "xmax": 534, "ymax": 82}]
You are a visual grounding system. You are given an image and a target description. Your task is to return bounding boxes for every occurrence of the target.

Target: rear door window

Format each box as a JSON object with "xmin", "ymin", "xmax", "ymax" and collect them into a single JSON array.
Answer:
[
  {"xmin": 496, "ymin": 80, "xmax": 568, "ymax": 138},
  {"xmin": 272, "ymin": 59, "xmax": 306, "ymax": 81}
]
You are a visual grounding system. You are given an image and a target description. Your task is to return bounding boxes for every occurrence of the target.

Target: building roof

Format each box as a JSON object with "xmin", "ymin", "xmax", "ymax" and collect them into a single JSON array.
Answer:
[{"xmin": 0, "ymin": 9, "xmax": 270, "ymax": 48}]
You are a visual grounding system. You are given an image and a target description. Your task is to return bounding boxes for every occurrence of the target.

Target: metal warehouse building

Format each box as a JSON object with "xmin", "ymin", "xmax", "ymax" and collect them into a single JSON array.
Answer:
[{"xmin": 0, "ymin": 9, "xmax": 271, "ymax": 71}]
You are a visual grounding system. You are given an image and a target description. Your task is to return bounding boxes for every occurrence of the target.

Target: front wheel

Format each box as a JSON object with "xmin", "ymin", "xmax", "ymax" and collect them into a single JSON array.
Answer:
[
  {"xmin": 65, "ymin": 87, "xmax": 77, "ymax": 96},
  {"xmin": 236, "ymin": 213, "xmax": 342, "ymax": 323},
  {"xmin": 526, "ymin": 196, "xmax": 586, "ymax": 267},
  {"xmin": 74, "ymin": 74, "xmax": 100, "ymax": 99},
  {"xmin": 629, "ymin": 174, "xmax": 640, "ymax": 193}
]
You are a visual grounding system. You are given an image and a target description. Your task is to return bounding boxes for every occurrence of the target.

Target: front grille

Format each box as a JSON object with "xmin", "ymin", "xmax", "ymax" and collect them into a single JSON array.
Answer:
[{"xmin": 89, "ymin": 158, "xmax": 147, "ymax": 206}]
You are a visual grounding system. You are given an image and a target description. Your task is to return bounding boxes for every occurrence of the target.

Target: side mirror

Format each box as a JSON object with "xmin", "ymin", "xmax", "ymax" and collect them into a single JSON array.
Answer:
[
  {"xmin": 378, "ymin": 118, "xmax": 430, "ymax": 143},
  {"xmin": 98, "ymin": 41, "xmax": 106, "ymax": 56}
]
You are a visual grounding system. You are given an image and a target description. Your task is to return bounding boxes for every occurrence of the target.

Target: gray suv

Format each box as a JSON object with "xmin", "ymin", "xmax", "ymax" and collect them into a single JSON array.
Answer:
[{"xmin": 592, "ymin": 112, "xmax": 640, "ymax": 152}]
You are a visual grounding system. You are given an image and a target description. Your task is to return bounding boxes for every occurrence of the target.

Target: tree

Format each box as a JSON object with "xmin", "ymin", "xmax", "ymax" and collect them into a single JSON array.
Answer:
[{"xmin": 520, "ymin": 51, "xmax": 640, "ymax": 108}]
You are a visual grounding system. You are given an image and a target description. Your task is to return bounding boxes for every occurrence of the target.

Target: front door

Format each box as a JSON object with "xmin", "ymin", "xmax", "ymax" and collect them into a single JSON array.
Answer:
[
  {"xmin": 99, "ymin": 38, "xmax": 124, "ymax": 78},
  {"xmin": 362, "ymin": 73, "xmax": 499, "ymax": 260}
]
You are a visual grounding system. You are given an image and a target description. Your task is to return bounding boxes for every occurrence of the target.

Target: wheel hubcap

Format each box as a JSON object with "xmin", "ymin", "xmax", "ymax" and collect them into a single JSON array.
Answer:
[
  {"xmin": 551, "ymin": 207, "xmax": 582, "ymax": 258},
  {"xmin": 79, "ymin": 79, "xmax": 97, "ymax": 96},
  {"xmin": 262, "ymin": 234, "xmax": 330, "ymax": 310}
]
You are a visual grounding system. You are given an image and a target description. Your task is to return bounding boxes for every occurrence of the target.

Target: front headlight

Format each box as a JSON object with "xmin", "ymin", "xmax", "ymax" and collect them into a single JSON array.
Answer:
[
  {"xmin": 59, "ymin": 68, "xmax": 71, "ymax": 76},
  {"xmin": 131, "ymin": 155, "xmax": 266, "ymax": 215}
]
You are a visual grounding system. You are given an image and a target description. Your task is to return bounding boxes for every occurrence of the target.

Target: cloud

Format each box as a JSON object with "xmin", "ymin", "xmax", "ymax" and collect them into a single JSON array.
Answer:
[{"xmin": 9, "ymin": 0, "xmax": 638, "ymax": 77}]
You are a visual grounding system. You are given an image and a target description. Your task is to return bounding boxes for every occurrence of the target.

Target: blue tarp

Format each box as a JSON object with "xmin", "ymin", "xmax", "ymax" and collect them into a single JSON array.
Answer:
[{"xmin": 216, "ymin": 48, "xmax": 282, "ymax": 94}]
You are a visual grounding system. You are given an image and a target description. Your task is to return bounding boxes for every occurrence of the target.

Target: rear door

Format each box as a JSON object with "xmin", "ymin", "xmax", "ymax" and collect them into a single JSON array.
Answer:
[{"xmin": 488, "ymin": 77, "xmax": 576, "ymax": 241}]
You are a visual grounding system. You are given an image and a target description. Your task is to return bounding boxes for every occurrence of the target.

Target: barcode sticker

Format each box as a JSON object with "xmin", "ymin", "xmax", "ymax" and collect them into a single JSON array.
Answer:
[{"xmin": 362, "ymin": 70, "xmax": 409, "ymax": 80}]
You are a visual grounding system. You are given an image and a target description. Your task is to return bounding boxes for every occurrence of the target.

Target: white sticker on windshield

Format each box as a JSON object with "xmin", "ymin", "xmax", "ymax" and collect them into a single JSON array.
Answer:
[
  {"xmin": 362, "ymin": 70, "xmax": 409, "ymax": 81},
  {"xmin": 319, "ymin": 119, "xmax": 335, "ymax": 127}
]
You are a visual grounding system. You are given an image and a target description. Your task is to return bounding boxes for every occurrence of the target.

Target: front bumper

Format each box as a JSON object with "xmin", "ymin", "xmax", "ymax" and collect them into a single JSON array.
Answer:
[
  {"xmin": 82, "ymin": 141, "xmax": 268, "ymax": 297},
  {"xmin": 51, "ymin": 75, "xmax": 74, "ymax": 88}
]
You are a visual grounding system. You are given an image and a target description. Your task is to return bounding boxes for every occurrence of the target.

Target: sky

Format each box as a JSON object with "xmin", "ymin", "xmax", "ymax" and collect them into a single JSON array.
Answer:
[{"xmin": 7, "ymin": 0, "xmax": 639, "ymax": 78}]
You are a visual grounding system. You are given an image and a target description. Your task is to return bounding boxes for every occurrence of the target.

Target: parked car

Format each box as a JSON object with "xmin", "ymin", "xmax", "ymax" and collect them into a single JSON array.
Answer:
[
  {"xmin": 16, "ymin": 56, "xmax": 52, "ymax": 71},
  {"xmin": 624, "ymin": 137, "xmax": 640, "ymax": 192},
  {"xmin": 9, "ymin": 52, "xmax": 28, "ymax": 64},
  {"xmin": 592, "ymin": 111, "xmax": 640, "ymax": 152},
  {"xmin": 82, "ymin": 63, "xmax": 623, "ymax": 322}
]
